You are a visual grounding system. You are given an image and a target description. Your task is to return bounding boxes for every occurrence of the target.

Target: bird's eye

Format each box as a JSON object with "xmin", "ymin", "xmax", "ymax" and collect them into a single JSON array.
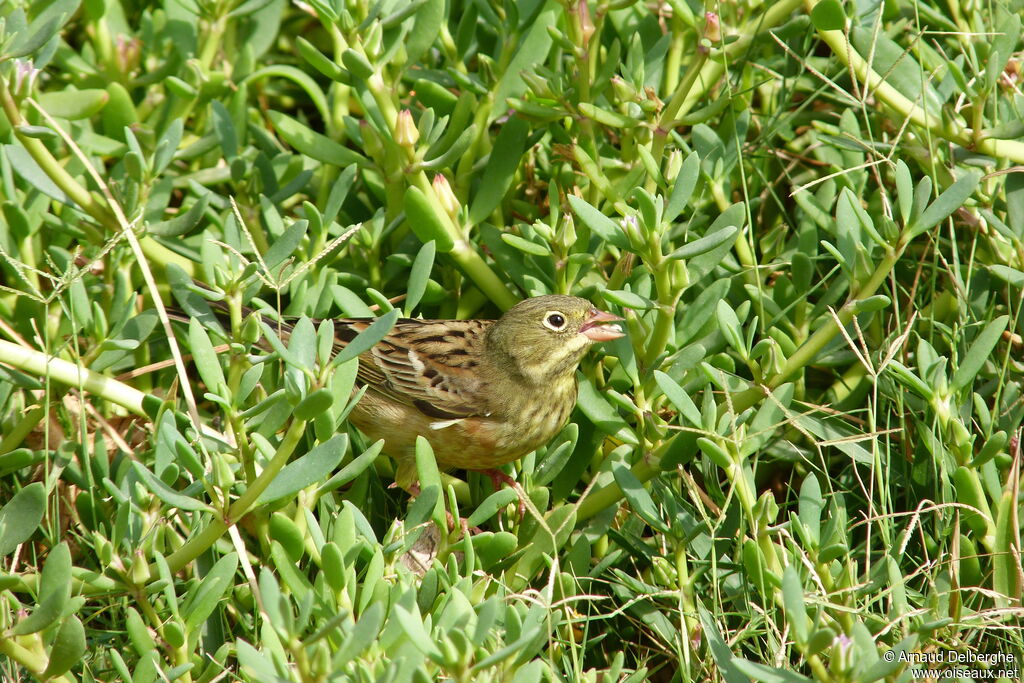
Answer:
[{"xmin": 543, "ymin": 311, "xmax": 567, "ymax": 331}]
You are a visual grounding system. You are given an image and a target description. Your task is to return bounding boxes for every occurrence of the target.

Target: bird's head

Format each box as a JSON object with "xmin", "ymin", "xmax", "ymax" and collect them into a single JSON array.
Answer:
[{"xmin": 486, "ymin": 295, "xmax": 624, "ymax": 385}]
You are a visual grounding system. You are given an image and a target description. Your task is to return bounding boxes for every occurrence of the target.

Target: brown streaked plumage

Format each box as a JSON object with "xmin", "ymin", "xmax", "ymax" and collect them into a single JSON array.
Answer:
[{"xmin": 175, "ymin": 295, "xmax": 624, "ymax": 491}]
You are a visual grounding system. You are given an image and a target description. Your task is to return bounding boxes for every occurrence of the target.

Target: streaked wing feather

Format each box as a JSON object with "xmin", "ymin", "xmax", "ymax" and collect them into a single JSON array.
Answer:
[{"xmin": 334, "ymin": 318, "xmax": 493, "ymax": 419}]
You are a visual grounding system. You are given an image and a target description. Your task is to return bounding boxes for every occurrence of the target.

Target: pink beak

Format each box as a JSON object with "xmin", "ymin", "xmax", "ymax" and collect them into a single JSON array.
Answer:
[{"xmin": 580, "ymin": 309, "xmax": 625, "ymax": 341}]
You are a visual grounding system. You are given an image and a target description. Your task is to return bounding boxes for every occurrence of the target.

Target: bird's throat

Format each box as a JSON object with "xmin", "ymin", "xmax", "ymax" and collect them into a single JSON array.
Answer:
[{"xmin": 516, "ymin": 346, "xmax": 588, "ymax": 388}]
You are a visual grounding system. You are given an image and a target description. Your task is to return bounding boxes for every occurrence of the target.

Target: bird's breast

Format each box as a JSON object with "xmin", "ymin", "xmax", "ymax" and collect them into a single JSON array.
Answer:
[{"xmin": 348, "ymin": 379, "xmax": 578, "ymax": 471}]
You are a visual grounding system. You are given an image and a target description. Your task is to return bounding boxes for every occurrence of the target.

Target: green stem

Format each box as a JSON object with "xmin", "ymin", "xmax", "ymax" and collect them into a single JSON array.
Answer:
[
  {"xmin": 674, "ymin": 543, "xmax": 695, "ymax": 673},
  {"xmin": 159, "ymin": 417, "xmax": 308, "ymax": 574},
  {"xmin": 0, "ymin": 79, "xmax": 116, "ymax": 230},
  {"xmin": 0, "ymin": 406, "xmax": 45, "ymax": 455},
  {"xmin": 198, "ymin": 11, "xmax": 229, "ymax": 72},
  {"xmin": 732, "ymin": 242, "xmax": 902, "ymax": 413},
  {"xmin": 140, "ymin": 236, "xmax": 197, "ymax": 278},
  {"xmin": 648, "ymin": 0, "xmax": 805, "ymax": 180},
  {"xmin": 454, "ymin": 101, "xmax": 493, "ymax": 195},
  {"xmin": 360, "ymin": 57, "xmax": 516, "ymax": 308},
  {"xmin": 0, "ymin": 340, "xmax": 151, "ymax": 416},
  {"xmin": 225, "ymin": 299, "xmax": 258, "ymax": 484},
  {"xmin": 807, "ymin": 0, "xmax": 1024, "ymax": 162},
  {"xmin": 642, "ymin": 258, "xmax": 681, "ymax": 368},
  {"xmin": 0, "ymin": 635, "xmax": 47, "ymax": 678},
  {"xmin": 808, "ymin": 654, "xmax": 830, "ymax": 681},
  {"xmin": 576, "ymin": 439, "xmax": 665, "ymax": 521},
  {"xmin": 449, "ymin": 239, "xmax": 519, "ymax": 310},
  {"xmin": 365, "ymin": 70, "xmax": 400, "ymax": 132},
  {"xmin": 577, "ymin": 237, "xmax": 906, "ymax": 523},
  {"xmin": 8, "ymin": 566, "xmax": 120, "ymax": 597},
  {"xmin": 409, "ymin": 163, "xmax": 519, "ymax": 310},
  {"xmin": 663, "ymin": 12, "xmax": 685, "ymax": 95},
  {"xmin": 647, "ymin": 50, "xmax": 708, "ymax": 182},
  {"xmin": 564, "ymin": 0, "xmax": 597, "ymax": 155}
]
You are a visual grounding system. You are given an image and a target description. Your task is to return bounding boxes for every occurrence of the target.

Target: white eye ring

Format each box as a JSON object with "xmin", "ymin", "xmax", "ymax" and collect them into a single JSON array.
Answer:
[{"xmin": 543, "ymin": 311, "xmax": 567, "ymax": 331}]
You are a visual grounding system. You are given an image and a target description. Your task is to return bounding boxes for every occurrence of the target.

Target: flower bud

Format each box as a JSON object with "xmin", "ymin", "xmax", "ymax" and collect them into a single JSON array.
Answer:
[
  {"xmin": 832, "ymin": 634, "xmax": 853, "ymax": 674},
  {"xmin": 117, "ymin": 35, "xmax": 142, "ymax": 77},
  {"xmin": 520, "ymin": 70, "xmax": 553, "ymax": 98},
  {"xmin": 360, "ymin": 120, "xmax": 384, "ymax": 159},
  {"xmin": 395, "ymin": 109, "xmax": 419, "ymax": 148},
  {"xmin": 365, "ymin": 21, "xmax": 383, "ymax": 60},
  {"xmin": 578, "ymin": 0, "xmax": 595, "ymax": 45},
  {"xmin": 13, "ymin": 60, "xmax": 41, "ymax": 97},
  {"xmin": 130, "ymin": 549, "xmax": 152, "ymax": 585},
  {"xmin": 610, "ymin": 76, "xmax": 637, "ymax": 102},
  {"xmin": 703, "ymin": 12, "xmax": 721, "ymax": 43},
  {"xmin": 622, "ymin": 214, "xmax": 644, "ymax": 250},
  {"xmin": 240, "ymin": 308, "xmax": 261, "ymax": 344},
  {"xmin": 559, "ymin": 215, "xmax": 577, "ymax": 249},
  {"xmin": 432, "ymin": 174, "xmax": 461, "ymax": 218},
  {"xmin": 664, "ymin": 150, "xmax": 683, "ymax": 183}
]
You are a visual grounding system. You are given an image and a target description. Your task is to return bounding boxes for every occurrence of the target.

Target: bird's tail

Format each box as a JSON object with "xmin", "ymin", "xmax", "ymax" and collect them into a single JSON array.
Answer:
[{"xmin": 164, "ymin": 301, "xmax": 296, "ymax": 346}]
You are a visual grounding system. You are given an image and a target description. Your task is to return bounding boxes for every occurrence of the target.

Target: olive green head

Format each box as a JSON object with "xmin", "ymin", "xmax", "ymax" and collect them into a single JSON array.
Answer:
[{"xmin": 485, "ymin": 295, "xmax": 624, "ymax": 385}]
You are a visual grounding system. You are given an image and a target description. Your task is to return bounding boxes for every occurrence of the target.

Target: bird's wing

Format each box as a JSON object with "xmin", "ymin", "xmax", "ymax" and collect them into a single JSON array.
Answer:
[
  {"xmin": 167, "ymin": 304, "xmax": 496, "ymax": 421},
  {"xmin": 335, "ymin": 318, "xmax": 495, "ymax": 420}
]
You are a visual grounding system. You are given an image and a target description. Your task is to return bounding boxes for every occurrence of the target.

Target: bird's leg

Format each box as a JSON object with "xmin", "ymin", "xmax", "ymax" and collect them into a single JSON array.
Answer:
[
  {"xmin": 392, "ymin": 477, "xmax": 478, "ymax": 535},
  {"xmin": 390, "ymin": 480, "xmax": 421, "ymax": 496},
  {"xmin": 392, "ymin": 459, "xmax": 419, "ymax": 494},
  {"xmin": 482, "ymin": 468, "xmax": 516, "ymax": 490},
  {"xmin": 481, "ymin": 468, "xmax": 527, "ymax": 518}
]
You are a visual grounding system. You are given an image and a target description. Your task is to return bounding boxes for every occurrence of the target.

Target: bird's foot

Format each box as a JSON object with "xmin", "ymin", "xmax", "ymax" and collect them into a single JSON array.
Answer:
[
  {"xmin": 450, "ymin": 513, "xmax": 484, "ymax": 537},
  {"xmin": 390, "ymin": 480, "xmax": 421, "ymax": 497},
  {"xmin": 396, "ymin": 482, "xmax": 482, "ymax": 536},
  {"xmin": 480, "ymin": 468, "xmax": 527, "ymax": 519}
]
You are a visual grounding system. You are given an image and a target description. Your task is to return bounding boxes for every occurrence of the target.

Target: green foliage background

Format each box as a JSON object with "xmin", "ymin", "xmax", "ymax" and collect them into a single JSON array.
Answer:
[{"xmin": 1, "ymin": 0, "xmax": 1023, "ymax": 680}]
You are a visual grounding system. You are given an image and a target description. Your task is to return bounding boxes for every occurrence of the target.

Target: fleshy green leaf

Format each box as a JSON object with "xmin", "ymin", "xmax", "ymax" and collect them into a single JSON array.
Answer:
[
  {"xmin": 404, "ymin": 185, "xmax": 456, "ymax": 252},
  {"xmin": 613, "ymin": 462, "xmax": 668, "ymax": 532},
  {"xmin": 42, "ymin": 615, "xmax": 86, "ymax": 678},
  {"xmin": 256, "ymin": 435, "xmax": 348, "ymax": 504},
  {"xmin": 405, "ymin": 240, "xmax": 436, "ymax": 313},
  {"xmin": 132, "ymin": 462, "xmax": 210, "ymax": 511},
  {"xmin": 667, "ymin": 226, "xmax": 738, "ymax": 260},
  {"xmin": 567, "ymin": 195, "xmax": 629, "ymax": 249},
  {"xmin": 781, "ymin": 565, "xmax": 809, "ymax": 646},
  {"xmin": 182, "ymin": 553, "xmax": 238, "ymax": 631},
  {"xmin": 466, "ymin": 488, "xmax": 520, "ymax": 527},
  {"xmin": 189, "ymin": 318, "xmax": 228, "ymax": 398},
  {"xmin": 269, "ymin": 110, "xmax": 367, "ymax": 167},
  {"xmin": 468, "ymin": 117, "xmax": 529, "ymax": 225},
  {"xmin": 951, "ymin": 316, "xmax": 1008, "ymax": 392},
  {"xmin": 655, "ymin": 371, "xmax": 702, "ymax": 428},
  {"xmin": 148, "ymin": 193, "xmax": 211, "ymax": 237},
  {"xmin": 14, "ymin": 542, "xmax": 71, "ymax": 635},
  {"xmin": 908, "ymin": 171, "xmax": 980, "ymax": 237},
  {"xmin": 810, "ymin": 0, "xmax": 845, "ymax": 30},
  {"xmin": 0, "ymin": 482, "xmax": 46, "ymax": 556},
  {"xmin": 37, "ymin": 89, "xmax": 108, "ymax": 119},
  {"xmin": 330, "ymin": 309, "xmax": 399, "ymax": 367}
]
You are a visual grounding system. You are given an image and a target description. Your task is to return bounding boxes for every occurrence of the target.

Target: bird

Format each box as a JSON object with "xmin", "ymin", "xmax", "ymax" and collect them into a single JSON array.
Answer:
[
  {"xmin": 341, "ymin": 295, "xmax": 625, "ymax": 491},
  {"xmin": 173, "ymin": 295, "xmax": 624, "ymax": 492}
]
